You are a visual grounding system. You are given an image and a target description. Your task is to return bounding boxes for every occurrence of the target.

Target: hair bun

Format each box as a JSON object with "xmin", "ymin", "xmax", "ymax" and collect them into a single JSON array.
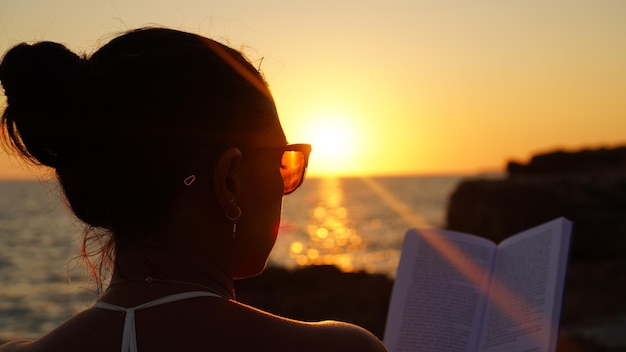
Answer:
[{"xmin": 0, "ymin": 41, "xmax": 89, "ymax": 167}]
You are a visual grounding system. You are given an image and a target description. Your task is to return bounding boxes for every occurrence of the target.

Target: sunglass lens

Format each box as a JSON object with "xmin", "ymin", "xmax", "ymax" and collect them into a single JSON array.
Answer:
[{"xmin": 281, "ymin": 151, "xmax": 305, "ymax": 194}]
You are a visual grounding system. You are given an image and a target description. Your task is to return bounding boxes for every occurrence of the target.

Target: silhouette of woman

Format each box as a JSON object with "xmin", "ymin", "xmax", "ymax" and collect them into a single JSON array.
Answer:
[{"xmin": 0, "ymin": 28, "xmax": 386, "ymax": 352}]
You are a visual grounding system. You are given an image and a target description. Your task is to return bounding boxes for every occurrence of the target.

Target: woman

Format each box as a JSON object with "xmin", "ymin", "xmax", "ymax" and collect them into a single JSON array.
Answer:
[{"xmin": 0, "ymin": 28, "xmax": 387, "ymax": 352}]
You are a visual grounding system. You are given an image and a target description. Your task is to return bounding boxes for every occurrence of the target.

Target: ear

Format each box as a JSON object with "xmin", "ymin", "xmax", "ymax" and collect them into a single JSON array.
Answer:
[{"xmin": 213, "ymin": 147, "xmax": 243, "ymax": 212}]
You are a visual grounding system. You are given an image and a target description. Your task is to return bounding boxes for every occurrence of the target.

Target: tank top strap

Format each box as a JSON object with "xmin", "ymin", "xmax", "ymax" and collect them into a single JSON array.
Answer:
[{"xmin": 94, "ymin": 291, "xmax": 222, "ymax": 352}]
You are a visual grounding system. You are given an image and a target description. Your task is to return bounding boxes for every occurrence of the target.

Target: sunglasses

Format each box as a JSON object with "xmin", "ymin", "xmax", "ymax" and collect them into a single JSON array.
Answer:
[
  {"xmin": 183, "ymin": 143, "xmax": 311, "ymax": 195},
  {"xmin": 255, "ymin": 143, "xmax": 312, "ymax": 195}
]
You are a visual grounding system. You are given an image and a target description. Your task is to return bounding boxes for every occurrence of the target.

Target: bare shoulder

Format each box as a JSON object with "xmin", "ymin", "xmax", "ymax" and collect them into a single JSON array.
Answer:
[
  {"xmin": 306, "ymin": 320, "xmax": 389, "ymax": 352},
  {"xmin": 0, "ymin": 308, "xmax": 119, "ymax": 352},
  {"xmin": 0, "ymin": 341, "xmax": 32, "ymax": 352},
  {"xmin": 231, "ymin": 302, "xmax": 388, "ymax": 352}
]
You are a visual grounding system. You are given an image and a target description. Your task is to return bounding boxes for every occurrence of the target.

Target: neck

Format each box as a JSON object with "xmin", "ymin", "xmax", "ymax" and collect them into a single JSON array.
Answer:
[{"xmin": 110, "ymin": 239, "xmax": 235, "ymax": 300}]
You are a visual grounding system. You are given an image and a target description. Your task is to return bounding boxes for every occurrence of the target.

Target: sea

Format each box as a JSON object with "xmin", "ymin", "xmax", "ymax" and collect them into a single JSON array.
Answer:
[{"xmin": 0, "ymin": 175, "xmax": 472, "ymax": 341}]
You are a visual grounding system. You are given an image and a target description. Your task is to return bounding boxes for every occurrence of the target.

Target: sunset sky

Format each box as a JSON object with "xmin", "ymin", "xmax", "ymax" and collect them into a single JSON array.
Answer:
[{"xmin": 1, "ymin": 1, "xmax": 625, "ymax": 178}]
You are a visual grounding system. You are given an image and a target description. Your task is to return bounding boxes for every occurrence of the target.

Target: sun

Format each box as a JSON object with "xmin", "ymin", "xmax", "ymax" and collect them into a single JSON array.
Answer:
[
  {"xmin": 311, "ymin": 126, "xmax": 348, "ymax": 156},
  {"xmin": 296, "ymin": 114, "xmax": 360, "ymax": 176}
]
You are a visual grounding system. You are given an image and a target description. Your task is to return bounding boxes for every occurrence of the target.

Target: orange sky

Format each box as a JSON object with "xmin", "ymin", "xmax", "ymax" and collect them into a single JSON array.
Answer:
[{"xmin": 1, "ymin": 1, "xmax": 625, "ymax": 178}]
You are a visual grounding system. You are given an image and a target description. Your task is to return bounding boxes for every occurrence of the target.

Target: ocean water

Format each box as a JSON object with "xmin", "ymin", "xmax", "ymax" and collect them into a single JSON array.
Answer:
[
  {"xmin": 0, "ymin": 175, "xmax": 465, "ymax": 340},
  {"xmin": 274, "ymin": 176, "xmax": 464, "ymax": 275}
]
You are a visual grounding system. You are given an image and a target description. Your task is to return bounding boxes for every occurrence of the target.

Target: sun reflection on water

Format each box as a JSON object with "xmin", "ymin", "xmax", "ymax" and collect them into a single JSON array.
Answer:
[{"xmin": 287, "ymin": 177, "xmax": 363, "ymax": 272}]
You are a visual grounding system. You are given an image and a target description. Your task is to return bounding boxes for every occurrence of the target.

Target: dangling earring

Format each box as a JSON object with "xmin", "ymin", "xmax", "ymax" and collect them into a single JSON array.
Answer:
[{"xmin": 225, "ymin": 199, "xmax": 242, "ymax": 237}]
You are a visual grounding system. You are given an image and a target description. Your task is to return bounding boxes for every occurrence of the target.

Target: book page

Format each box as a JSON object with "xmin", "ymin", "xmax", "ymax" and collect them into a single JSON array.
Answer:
[
  {"xmin": 384, "ymin": 228, "xmax": 496, "ymax": 352},
  {"xmin": 479, "ymin": 218, "xmax": 571, "ymax": 352}
]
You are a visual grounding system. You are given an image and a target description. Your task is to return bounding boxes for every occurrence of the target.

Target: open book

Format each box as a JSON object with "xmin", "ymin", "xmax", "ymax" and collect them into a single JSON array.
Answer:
[{"xmin": 384, "ymin": 217, "xmax": 572, "ymax": 352}]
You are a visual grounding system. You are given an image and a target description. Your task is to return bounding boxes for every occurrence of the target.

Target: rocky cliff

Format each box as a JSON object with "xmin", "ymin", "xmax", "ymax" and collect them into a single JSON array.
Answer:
[{"xmin": 446, "ymin": 146, "xmax": 626, "ymax": 350}]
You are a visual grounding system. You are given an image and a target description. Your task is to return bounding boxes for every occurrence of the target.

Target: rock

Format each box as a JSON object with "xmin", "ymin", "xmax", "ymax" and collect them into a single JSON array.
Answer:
[
  {"xmin": 446, "ymin": 145, "xmax": 626, "ymax": 350},
  {"xmin": 507, "ymin": 147, "xmax": 626, "ymax": 176},
  {"xmin": 446, "ymin": 175, "xmax": 626, "ymax": 262}
]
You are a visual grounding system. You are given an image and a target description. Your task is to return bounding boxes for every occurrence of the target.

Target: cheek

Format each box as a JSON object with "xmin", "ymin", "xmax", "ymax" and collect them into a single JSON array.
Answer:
[
  {"xmin": 258, "ymin": 164, "xmax": 285, "ymax": 218},
  {"xmin": 250, "ymin": 155, "xmax": 284, "ymax": 198},
  {"xmin": 234, "ymin": 168, "xmax": 283, "ymax": 269},
  {"xmin": 233, "ymin": 208, "xmax": 280, "ymax": 278}
]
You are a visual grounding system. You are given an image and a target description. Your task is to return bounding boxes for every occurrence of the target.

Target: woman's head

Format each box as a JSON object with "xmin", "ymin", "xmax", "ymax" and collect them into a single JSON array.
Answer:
[{"xmin": 0, "ymin": 28, "xmax": 305, "ymax": 279}]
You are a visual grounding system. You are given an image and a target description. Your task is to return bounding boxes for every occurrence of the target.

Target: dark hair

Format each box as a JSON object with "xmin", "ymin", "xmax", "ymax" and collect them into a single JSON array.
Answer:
[{"xmin": 0, "ymin": 28, "xmax": 276, "ymax": 283}]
